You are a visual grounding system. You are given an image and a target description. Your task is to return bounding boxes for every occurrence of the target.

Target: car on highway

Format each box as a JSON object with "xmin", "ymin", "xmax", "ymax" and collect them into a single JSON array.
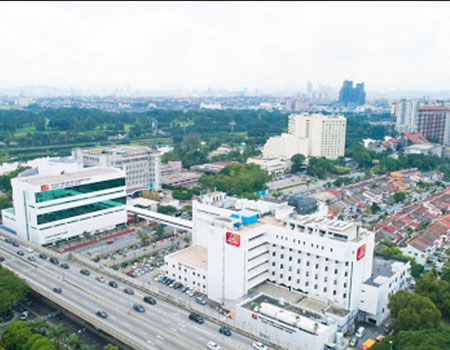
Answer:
[
  {"xmin": 12, "ymin": 241, "xmax": 19, "ymax": 247},
  {"xmin": 53, "ymin": 287, "xmax": 62, "ymax": 294},
  {"xmin": 189, "ymin": 312, "xmax": 204, "ymax": 324},
  {"xmin": 93, "ymin": 257, "xmax": 100, "ymax": 263},
  {"xmin": 133, "ymin": 304, "xmax": 145, "ymax": 313},
  {"xmin": 123, "ymin": 288, "xmax": 134, "ymax": 295},
  {"xmin": 252, "ymin": 341, "xmax": 267, "ymax": 350},
  {"xmin": 80, "ymin": 269, "xmax": 90, "ymax": 276},
  {"xmin": 143, "ymin": 296, "xmax": 156, "ymax": 305},
  {"xmin": 219, "ymin": 326, "xmax": 231, "ymax": 336},
  {"xmin": 4, "ymin": 238, "xmax": 12, "ymax": 244},
  {"xmin": 207, "ymin": 341, "xmax": 221, "ymax": 350},
  {"xmin": 27, "ymin": 256, "xmax": 36, "ymax": 262},
  {"xmin": 17, "ymin": 250, "xmax": 24, "ymax": 256},
  {"xmin": 108, "ymin": 281, "xmax": 118, "ymax": 288},
  {"xmin": 49, "ymin": 257, "xmax": 59, "ymax": 265},
  {"xmin": 39, "ymin": 253, "xmax": 47, "ymax": 260},
  {"xmin": 196, "ymin": 297, "xmax": 207, "ymax": 305},
  {"xmin": 0, "ymin": 256, "xmax": 5, "ymax": 262},
  {"xmin": 60, "ymin": 263, "xmax": 70, "ymax": 269},
  {"xmin": 96, "ymin": 311, "xmax": 107, "ymax": 319},
  {"xmin": 96, "ymin": 276, "xmax": 106, "ymax": 283}
]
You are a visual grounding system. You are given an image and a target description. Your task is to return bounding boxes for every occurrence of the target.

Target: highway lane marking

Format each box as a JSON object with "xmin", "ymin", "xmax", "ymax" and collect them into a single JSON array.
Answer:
[
  {"xmin": 147, "ymin": 340, "xmax": 155, "ymax": 346},
  {"xmin": 170, "ymin": 327, "xmax": 177, "ymax": 332}
]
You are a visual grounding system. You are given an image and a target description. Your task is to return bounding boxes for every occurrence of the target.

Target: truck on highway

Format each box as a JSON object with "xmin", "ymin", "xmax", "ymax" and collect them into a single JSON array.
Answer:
[{"xmin": 361, "ymin": 338, "xmax": 376, "ymax": 350}]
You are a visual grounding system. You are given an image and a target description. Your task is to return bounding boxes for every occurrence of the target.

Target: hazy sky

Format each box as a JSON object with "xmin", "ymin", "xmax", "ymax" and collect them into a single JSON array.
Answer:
[{"xmin": 1, "ymin": 1, "xmax": 449, "ymax": 92}]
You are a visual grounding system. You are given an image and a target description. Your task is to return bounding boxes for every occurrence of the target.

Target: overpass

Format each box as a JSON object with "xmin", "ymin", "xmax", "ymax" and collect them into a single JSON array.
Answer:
[
  {"xmin": 127, "ymin": 205, "xmax": 193, "ymax": 231},
  {"xmin": 0, "ymin": 229, "xmax": 283, "ymax": 350}
]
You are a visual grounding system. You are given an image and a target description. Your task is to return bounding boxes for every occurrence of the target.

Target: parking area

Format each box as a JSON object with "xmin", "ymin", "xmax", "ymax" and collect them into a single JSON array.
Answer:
[{"xmin": 352, "ymin": 322, "xmax": 390, "ymax": 349}]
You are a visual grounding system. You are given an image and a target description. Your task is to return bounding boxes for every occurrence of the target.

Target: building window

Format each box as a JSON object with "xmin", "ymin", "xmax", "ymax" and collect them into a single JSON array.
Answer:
[
  {"xmin": 288, "ymin": 266, "xmax": 292, "ymax": 272},
  {"xmin": 306, "ymin": 261, "xmax": 310, "ymax": 267},
  {"xmin": 297, "ymin": 259, "xmax": 301, "ymax": 263},
  {"xmin": 272, "ymin": 252, "xmax": 276, "ymax": 257},
  {"xmin": 306, "ymin": 282, "xmax": 309, "ymax": 287},
  {"xmin": 343, "ymin": 293, "xmax": 347, "ymax": 299},
  {"xmin": 334, "ymin": 279, "xmax": 337, "ymax": 285},
  {"xmin": 280, "ymin": 264, "xmax": 284, "ymax": 269},
  {"xmin": 324, "ymin": 287, "xmax": 327, "ymax": 293},
  {"xmin": 272, "ymin": 262, "xmax": 276, "ymax": 267},
  {"xmin": 333, "ymin": 290, "xmax": 336, "ymax": 296},
  {"xmin": 280, "ymin": 274, "xmax": 283, "ymax": 279},
  {"xmin": 325, "ymin": 266, "xmax": 328, "ymax": 272},
  {"xmin": 335, "ymin": 269, "xmax": 338, "ymax": 274},
  {"xmin": 289, "ymin": 256, "xmax": 292, "ymax": 261},
  {"xmin": 315, "ymin": 264, "xmax": 319, "ymax": 269},
  {"xmin": 344, "ymin": 283, "xmax": 347, "ymax": 288}
]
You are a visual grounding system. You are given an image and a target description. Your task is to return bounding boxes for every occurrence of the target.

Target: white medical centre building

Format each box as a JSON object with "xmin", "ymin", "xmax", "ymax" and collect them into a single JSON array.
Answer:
[
  {"xmin": 164, "ymin": 192, "xmax": 410, "ymax": 350},
  {"xmin": 2, "ymin": 160, "xmax": 127, "ymax": 245}
]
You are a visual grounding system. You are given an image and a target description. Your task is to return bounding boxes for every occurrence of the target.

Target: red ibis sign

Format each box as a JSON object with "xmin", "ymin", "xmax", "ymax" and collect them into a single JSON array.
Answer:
[
  {"xmin": 226, "ymin": 232, "xmax": 241, "ymax": 247},
  {"xmin": 356, "ymin": 244, "xmax": 366, "ymax": 261}
]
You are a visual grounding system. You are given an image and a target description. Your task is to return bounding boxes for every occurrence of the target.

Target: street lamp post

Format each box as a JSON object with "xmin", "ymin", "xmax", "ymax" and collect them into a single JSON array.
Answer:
[{"xmin": 389, "ymin": 340, "xmax": 393, "ymax": 350}]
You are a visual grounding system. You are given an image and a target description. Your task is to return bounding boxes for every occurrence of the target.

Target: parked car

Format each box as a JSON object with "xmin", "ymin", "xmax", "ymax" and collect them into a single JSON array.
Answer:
[
  {"xmin": 349, "ymin": 336, "xmax": 357, "ymax": 347},
  {"xmin": 355, "ymin": 326, "xmax": 365, "ymax": 338},
  {"xmin": 19, "ymin": 311, "xmax": 29, "ymax": 321}
]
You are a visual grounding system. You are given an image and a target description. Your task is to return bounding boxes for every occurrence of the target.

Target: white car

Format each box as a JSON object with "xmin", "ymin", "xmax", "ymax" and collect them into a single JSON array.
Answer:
[
  {"xmin": 207, "ymin": 341, "xmax": 221, "ymax": 350},
  {"xmin": 252, "ymin": 341, "xmax": 267, "ymax": 350}
]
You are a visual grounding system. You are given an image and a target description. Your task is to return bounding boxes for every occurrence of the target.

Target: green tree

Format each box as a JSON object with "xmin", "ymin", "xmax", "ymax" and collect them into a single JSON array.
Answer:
[
  {"xmin": 306, "ymin": 157, "xmax": 335, "ymax": 179},
  {"xmin": 103, "ymin": 345, "xmax": 119, "ymax": 350},
  {"xmin": 154, "ymin": 225, "xmax": 164, "ymax": 238},
  {"xmin": 48, "ymin": 323, "xmax": 69, "ymax": 350},
  {"xmin": 0, "ymin": 266, "xmax": 28, "ymax": 321},
  {"xmin": 388, "ymin": 290, "xmax": 441, "ymax": 332},
  {"xmin": 157, "ymin": 205, "xmax": 177, "ymax": 215},
  {"xmin": 371, "ymin": 202, "xmax": 381, "ymax": 214},
  {"xmin": 393, "ymin": 192, "xmax": 406, "ymax": 203},
  {"xmin": 290, "ymin": 154, "xmax": 306, "ymax": 173},
  {"xmin": 1, "ymin": 321, "xmax": 33, "ymax": 350},
  {"xmin": 415, "ymin": 272, "xmax": 450, "ymax": 318},
  {"xmin": 136, "ymin": 230, "xmax": 149, "ymax": 247}
]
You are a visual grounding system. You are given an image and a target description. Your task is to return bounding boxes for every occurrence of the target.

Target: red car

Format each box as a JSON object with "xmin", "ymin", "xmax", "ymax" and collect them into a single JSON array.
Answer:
[{"xmin": 106, "ymin": 240, "xmax": 114, "ymax": 245}]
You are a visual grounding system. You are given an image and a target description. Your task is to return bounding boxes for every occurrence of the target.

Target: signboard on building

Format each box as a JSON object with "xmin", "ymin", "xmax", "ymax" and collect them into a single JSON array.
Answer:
[
  {"xmin": 226, "ymin": 232, "xmax": 241, "ymax": 247},
  {"xmin": 357, "ymin": 244, "xmax": 366, "ymax": 261},
  {"xmin": 40, "ymin": 184, "xmax": 50, "ymax": 191}
]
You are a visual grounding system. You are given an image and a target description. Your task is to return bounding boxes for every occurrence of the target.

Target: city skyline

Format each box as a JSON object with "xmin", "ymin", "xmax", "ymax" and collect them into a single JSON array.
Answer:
[{"xmin": 1, "ymin": 2, "xmax": 450, "ymax": 94}]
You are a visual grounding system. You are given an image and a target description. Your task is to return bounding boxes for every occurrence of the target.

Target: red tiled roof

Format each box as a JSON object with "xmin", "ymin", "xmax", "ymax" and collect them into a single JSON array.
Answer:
[
  {"xmin": 439, "ymin": 220, "xmax": 450, "ymax": 229},
  {"xmin": 400, "ymin": 217, "xmax": 413, "ymax": 224},
  {"xmin": 325, "ymin": 189, "xmax": 341, "ymax": 197},
  {"xmin": 409, "ymin": 237, "xmax": 428, "ymax": 252},
  {"xmin": 404, "ymin": 132, "xmax": 429, "ymax": 145},
  {"xmin": 409, "ymin": 222, "xmax": 419, "ymax": 228},
  {"xmin": 384, "ymin": 225, "xmax": 396, "ymax": 233}
]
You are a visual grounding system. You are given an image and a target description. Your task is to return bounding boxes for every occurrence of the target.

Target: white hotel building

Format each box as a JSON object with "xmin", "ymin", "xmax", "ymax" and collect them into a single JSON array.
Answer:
[
  {"xmin": 72, "ymin": 145, "xmax": 161, "ymax": 194},
  {"xmin": 1, "ymin": 160, "xmax": 127, "ymax": 245},
  {"xmin": 164, "ymin": 192, "xmax": 410, "ymax": 349}
]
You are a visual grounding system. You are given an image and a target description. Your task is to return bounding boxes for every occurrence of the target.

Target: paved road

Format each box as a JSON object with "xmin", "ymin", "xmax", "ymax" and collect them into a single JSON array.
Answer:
[{"xmin": 0, "ymin": 239, "xmax": 257, "ymax": 350}]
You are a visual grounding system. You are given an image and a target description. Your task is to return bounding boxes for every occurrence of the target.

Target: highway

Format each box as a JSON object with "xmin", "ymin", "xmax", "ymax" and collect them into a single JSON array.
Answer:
[{"xmin": 0, "ymin": 237, "xmax": 258, "ymax": 350}]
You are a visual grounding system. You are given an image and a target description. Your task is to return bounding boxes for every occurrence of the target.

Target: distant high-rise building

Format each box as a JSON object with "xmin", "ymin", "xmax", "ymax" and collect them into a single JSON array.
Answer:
[
  {"xmin": 263, "ymin": 113, "xmax": 346, "ymax": 160},
  {"xmin": 395, "ymin": 99, "xmax": 420, "ymax": 133},
  {"xmin": 417, "ymin": 106, "xmax": 450, "ymax": 145},
  {"xmin": 338, "ymin": 80, "xmax": 366, "ymax": 105}
]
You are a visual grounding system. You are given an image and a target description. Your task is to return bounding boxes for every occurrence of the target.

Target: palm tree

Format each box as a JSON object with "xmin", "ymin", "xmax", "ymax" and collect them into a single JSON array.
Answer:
[{"xmin": 49, "ymin": 323, "xmax": 69, "ymax": 350}]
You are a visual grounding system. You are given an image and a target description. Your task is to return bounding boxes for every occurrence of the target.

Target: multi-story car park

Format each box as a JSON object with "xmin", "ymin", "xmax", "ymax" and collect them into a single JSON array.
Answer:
[
  {"xmin": 72, "ymin": 145, "xmax": 161, "ymax": 194},
  {"xmin": 164, "ymin": 192, "xmax": 410, "ymax": 350},
  {"xmin": 1, "ymin": 159, "xmax": 127, "ymax": 245}
]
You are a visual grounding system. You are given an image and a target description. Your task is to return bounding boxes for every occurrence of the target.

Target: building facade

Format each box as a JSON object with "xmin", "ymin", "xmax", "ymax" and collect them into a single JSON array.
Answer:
[
  {"xmin": 417, "ymin": 106, "xmax": 450, "ymax": 145},
  {"xmin": 338, "ymin": 80, "xmax": 366, "ymax": 106},
  {"xmin": 263, "ymin": 113, "xmax": 346, "ymax": 160},
  {"xmin": 72, "ymin": 146, "xmax": 161, "ymax": 193},
  {"xmin": 2, "ymin": 161, "xmax": 127, "ymax": 245},
  {"xmin": 246, "ymin": 157, "xmax": 291, "ymax": 176},
  {"xmin": 395, "ymin": 99, "xmax": 420, "ymax": 133}
]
